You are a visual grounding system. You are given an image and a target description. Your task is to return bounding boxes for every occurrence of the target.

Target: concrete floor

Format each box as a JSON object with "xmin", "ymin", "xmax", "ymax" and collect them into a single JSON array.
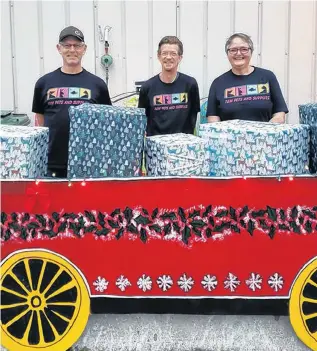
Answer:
[
  {"xmin": 71, "ymin": 314, "xmax": 311, "ymax": 351},
  {"xmin": 0, "ymin": 314, "xmax": 312, "ymax": 351}
]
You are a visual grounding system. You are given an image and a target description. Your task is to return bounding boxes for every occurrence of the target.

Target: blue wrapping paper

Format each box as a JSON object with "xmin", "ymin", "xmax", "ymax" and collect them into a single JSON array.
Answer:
[
  {"xmin": 145, "ymin": 133, "xmax": 209, "ymax": 176},
  {"xmin": 68, "ymin": 103, "xmax": 147, "ymax": 178},
  {"xmin": 0, "ymin": 126, "xmax": 48, "ymax": 179},
  {"xmin": 299, "ymin": 103, "xmax": 317, "ymax": 174},
  {"xmin": 199, "ymin": 120, "xmax": 310, "ymax": 177}
]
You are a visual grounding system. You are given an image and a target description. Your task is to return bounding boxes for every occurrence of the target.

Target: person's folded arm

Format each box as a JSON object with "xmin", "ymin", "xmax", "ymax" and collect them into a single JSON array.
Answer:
[
  {"xmin": 35, "ymin": 113, "xmax": 44, "ymax": 126},
  {"xmin": 270, "ymin": 112, "xmax": 285, "ymax": 123},
  {"xmin": 207, "ymin": 115, "xmax": 220, "ymax": 123}
]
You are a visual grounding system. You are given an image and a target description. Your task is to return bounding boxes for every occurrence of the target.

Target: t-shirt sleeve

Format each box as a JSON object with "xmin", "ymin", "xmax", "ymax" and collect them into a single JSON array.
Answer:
[
  {"xmin": 269, "ymin": 72, "xmax": 288, "ymax": 114},
  {"xmin": 206, "ymin": 80, "xmax": 218, "ymax": 116},
  {"xmin": 138, "ymin": 84, "xmax": 148, "ymax": 110},
  {"xmin": 32, "ymin": 79, "xmax": 45, "ymax": 114},
  {"xmin": 98, "ymin": 81, "xmax": 112, "ymax": 105},
  {"xmin": 189, "ymin": 79, "xmax": 200, "ymax": 132},
  {"xmin": 191, "ymin": 79, "xmax": 200, "ymax": 113}
]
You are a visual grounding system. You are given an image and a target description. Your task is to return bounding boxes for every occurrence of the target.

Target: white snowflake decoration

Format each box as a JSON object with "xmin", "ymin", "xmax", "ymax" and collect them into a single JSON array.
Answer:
[
  {"xmin": 201, "ymin": 275, "xmax": 218, "ymax": 291},
  {"xmin": 224, "ymin": 273, "xmax": 240, "ymax": 292},
  {"xmin": 268, "ymin": 273, "xmax": 284, "ymax": 292},
  {"xmin": 177, "ymin": 273, "xmax": 194, "ymax": 292},
  {"xmin": 157, "ymin": 275, "xmax": 173, "ymax": 291},
  {"xmin": 93, "ymin": 276, "xmax": 109, "ymax": 292},
  {"xmin": 246, "ymin": 273, "xmax": 262, "ymax": 291},
  {"xmin": 137, "ymin": 274, "xmax": 152, "ymax": 292},
  {"xmin": 116, "ymin": 275, "xmax": 131, "ymax": 292}
]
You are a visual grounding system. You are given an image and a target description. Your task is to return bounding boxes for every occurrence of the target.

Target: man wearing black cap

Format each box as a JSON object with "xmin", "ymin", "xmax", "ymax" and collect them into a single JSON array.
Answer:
[{"xmin": 32, "ymin": 26, "xmax": 112, "ymax": 178}]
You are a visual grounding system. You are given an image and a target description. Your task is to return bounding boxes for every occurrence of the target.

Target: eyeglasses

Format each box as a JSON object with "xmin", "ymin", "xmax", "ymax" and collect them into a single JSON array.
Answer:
[
  {"xmin": 227, "ymin": 47, "xmax": 250, "ymax": 55},
  {"xmin": 59, "ymin": 43, "xmax": 85, "ymax": 50},
  {"xmin": 160, "ymin": 51, "xmax": 179, "ymax": 58}
]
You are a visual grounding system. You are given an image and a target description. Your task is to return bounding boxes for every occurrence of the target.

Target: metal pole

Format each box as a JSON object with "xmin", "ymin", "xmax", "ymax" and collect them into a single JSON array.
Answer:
[{"xmin": 9, "ymin": 0, "xmax": 18, "ymax": 113}]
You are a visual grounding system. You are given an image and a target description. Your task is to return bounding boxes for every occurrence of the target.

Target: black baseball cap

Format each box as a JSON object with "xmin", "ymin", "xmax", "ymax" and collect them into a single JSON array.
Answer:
[{"xmin": 59, "ymin": 26, "xmax": 84, "ymax": 42}]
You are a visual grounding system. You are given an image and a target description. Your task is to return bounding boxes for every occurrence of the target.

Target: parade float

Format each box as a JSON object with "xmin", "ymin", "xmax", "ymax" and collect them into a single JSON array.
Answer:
[{"xmin": 1, "ymin": 102, "xmax": 317, "ymax": 351}]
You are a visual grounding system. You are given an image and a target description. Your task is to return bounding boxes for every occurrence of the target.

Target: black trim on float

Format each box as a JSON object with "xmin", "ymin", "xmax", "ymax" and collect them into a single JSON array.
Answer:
[{"xmin": 90, "ymin": 298, "xmax": 289, "ymax": 316}]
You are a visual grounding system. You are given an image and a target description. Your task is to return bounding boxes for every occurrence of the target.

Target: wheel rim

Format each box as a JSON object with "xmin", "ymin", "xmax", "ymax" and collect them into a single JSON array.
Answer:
[
  {"xmin": 1, "ymin": 251, "xmax": 89, "ymax": 351},
  {"xmin": 290, "ymin": 259, "xmax": 317, "ymax": 350},
  {"xmin": 300, "ymin": 267, "xmax": 317, "ymax": 341}
]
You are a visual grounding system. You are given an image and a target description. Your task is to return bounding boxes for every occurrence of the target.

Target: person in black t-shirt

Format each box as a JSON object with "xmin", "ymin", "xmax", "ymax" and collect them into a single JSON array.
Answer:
[
  {"xmin": 32, "ymin": 26, "xmax": 112, "ymax": 178},
  {"xmin": 207, "ymin": 33, "xmax": 288, "ymax": 123},
  {"xmin": 138, "ymin": 36, "xmax": 200, "ymax": 136}
]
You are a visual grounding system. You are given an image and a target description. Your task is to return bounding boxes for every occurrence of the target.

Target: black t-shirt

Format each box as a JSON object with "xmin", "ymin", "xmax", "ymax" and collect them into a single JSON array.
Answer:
[
  {"xmin": 206, "ymin": 67, "xmax": 288, "ymax": 122},
  {"xmin": 138, "ymin": 72, "xmax": 200, "ymax": 136},
  {"xmin": 32, "ymin": 68, "xmax": 112, "ymax": 169}
]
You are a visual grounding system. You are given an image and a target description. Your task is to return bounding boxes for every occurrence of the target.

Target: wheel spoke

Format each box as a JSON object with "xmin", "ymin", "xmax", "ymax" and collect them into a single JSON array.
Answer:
[
  {"xmin": 9, "ymin": 272, "xmax": 30, "ymax": 295},
  {"xmin": 42, "ymin": 310, "xmax": 60, "ymax": 340},
  {"xmin": 34, "ymin": 310, "xmax": 44, "ymax": 344},
  {"xmin": 50, "ymin": 310, "xmax": 71, "ymax": 323},
  {"xmin": 37, "ymin": 261, "xmax": 46, "ymax": 291},
  {"xmin": 21, "ymin": 311, "xmax": 34, "ymax": 344},
  {"xmin": 309, "ymin": 279, "xmax": 317, "ymax": 289},
  {"xmin": 0, "ymin": 302, "xmax": 28, "ymax": 309},
  {"xmin": 46, "ymin": 302, "xmax": 76, "ymax": 306},
  {"xmin": 1, "ymin": 286, "xmax": 28, "ymax": 300},
  {"xmin": 42, "ymin": 268, "xmax": 62, "ymax": 296},
  {"xmin": 304, "ymin": 312, "xmax": 317, "ymax": 320},
  {"xmin": 24, "ymin": 260, "xmax": 33, "ymax": 292},
  {"xmin": 302, "ymin": 297, "xmax": 317, "ymax": 304},
  {"xmin": 5, "ymin": 306, "xmax": 31, "ymax": 328},
  {"xmin": 45, "ymin": 281, "xmax": 76, "ymax": 300}
]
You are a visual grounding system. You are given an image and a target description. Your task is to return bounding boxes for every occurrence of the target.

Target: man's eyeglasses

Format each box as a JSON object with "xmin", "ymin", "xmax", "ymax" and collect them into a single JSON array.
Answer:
[
  {"xmin": 227, "ymin": 47, "xmax": 250, "ymax": 55},
  {"xmin": 59, "ymin": 43, "xmax": 85, "ymax": 50},
  {"xmin": 160, "ymin": 51, "xmax": 179, "ymax": 58}
]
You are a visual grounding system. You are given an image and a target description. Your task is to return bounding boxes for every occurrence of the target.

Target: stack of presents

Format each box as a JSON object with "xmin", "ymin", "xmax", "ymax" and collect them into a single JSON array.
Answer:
[{"xmin": 1, "ymin": 103, "xmax": 317, "ymax": 179}]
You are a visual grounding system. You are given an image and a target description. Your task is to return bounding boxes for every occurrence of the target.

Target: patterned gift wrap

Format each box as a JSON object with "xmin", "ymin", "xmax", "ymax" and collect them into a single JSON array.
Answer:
[
  {"xmin": 145, "ymin": 133, "xmax": 209, "ymax": 176},
  {"xmin": 299, "ymin": 103, "xmax": 317, "ymax": 174},
  {"xmin": 199, "ymin": 120, "xmax": 310, "ymax": 177},
  {"xmin": 0, "ymin": 125, "xmax": 48, "ymax": 179},
  {"xmin": 68, "ymin": 103, "xmax": 146, "ymax": 178}
]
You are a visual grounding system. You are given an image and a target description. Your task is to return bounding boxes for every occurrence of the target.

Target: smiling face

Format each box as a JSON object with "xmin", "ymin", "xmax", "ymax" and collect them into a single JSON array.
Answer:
[
  {"xmin": 158, "ymin": 43, "xmax": 182, "ymax": 73},
  {"xmin": 57, "ymin": 36, "xmax": 87, "ymax": 67},
  {"xmin": 226, "ymin": 37, "xmax": 252, "ymax": 70}
]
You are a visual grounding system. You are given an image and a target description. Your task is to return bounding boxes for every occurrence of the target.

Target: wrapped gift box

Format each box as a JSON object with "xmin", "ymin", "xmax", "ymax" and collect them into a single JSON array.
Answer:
[
  {"xmin": 199, "ymin": 120, "xmax": 310, "ymax": 177},
  {"xmin": 145, "ymin": 133, "xmax": 209, "ymax": 176},
  {"xmin": 68, "ymin": 103, "xmax": 146, "ymax": 178},
  {"xmin": 299, "ymin": 103, "xmax": 317, "ymax": 173},
  {"xmin": 0, "ymin": 126, "xmax": 48, "ymax": 179}
]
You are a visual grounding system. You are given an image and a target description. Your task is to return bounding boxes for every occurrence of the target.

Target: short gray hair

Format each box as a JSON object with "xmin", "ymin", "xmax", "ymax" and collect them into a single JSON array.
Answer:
[{"xmin": 225, "ymin": 33, "xmax": 254, "ymax": 53}]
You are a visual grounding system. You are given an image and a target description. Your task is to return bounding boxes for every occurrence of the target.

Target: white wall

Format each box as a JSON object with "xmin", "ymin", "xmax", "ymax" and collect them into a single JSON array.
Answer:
[{"xmin": 1, "ymin": 0, "xmax": 317, "ymax": 123}]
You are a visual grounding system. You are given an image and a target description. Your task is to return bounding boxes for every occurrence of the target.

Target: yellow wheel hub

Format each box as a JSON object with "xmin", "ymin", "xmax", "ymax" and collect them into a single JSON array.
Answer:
[
  {"xmin": 290, "ymin": 258, "xmax": 317, "ymax": 351},
  {"xmin": 1, "ymin": 251, "xmax": 90, "ymax": 351}
]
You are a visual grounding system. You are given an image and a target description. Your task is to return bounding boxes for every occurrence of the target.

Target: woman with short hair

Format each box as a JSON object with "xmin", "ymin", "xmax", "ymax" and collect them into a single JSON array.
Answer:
[{"xmin": 207, "ymin": 33, "xmax": 288, "ymax": 123}]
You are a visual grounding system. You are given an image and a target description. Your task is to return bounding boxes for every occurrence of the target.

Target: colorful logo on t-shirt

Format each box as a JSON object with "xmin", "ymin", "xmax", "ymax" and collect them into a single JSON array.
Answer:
[
  {"xmin": 224, "ymin": 87, "xmax": 236, "ymax": 98},
  {"xmin": 58, "ymin": 88, "xmax": 68, "ymax": 98},
  {"xmin": 236, "ymin": 86, "xmax": 247, "ymax": 96},
  {"xmin": 247, "ymin": 85, "xmax": 258, "ymax": 95},
  {"xmin": 224, "ymin": 82, "xmax": 270, "ymax": 99},
  {"xmin": 47, "ymin": 88, "xmax": 58, "ymax": 99},
  {"xmin": 47, "ymin": 87, "xmax": 91, "ymax": 100},
  {"xmin": 258, "ymin": 83, "xmax": 269, "ymax": 94},
  {"xmin": 172, "ymin": 94, "xmax": 180, "ymax": 103},
  {"xmin": 163, "ymin": 95, "xmax": 172, "ymax": 104},
  {"xmin": 153, "ymin": 93, "xmax": 188, "ymax": 106}
]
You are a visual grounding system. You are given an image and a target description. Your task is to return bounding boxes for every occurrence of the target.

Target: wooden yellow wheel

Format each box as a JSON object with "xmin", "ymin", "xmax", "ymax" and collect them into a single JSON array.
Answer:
[
  {"xmin": 290, "ymin": 258, "xmax": 317, "ymax": 351},
  {"xmin": 0, "ymin": 250, "xmax": 90, "ymax": 351}
]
